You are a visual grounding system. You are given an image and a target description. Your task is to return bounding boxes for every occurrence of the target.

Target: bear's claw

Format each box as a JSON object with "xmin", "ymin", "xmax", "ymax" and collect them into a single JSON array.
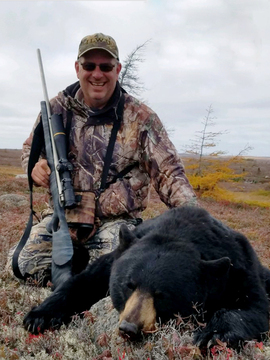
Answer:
[{"xmin": 23, "ymin": 305, "xmax": 67, "ymax": 334}]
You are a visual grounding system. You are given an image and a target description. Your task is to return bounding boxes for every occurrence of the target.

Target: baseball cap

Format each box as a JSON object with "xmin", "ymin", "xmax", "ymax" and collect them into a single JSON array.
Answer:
[{"xmin": 78, "ymin": 33, "xmax": 119, "ymax": 60}]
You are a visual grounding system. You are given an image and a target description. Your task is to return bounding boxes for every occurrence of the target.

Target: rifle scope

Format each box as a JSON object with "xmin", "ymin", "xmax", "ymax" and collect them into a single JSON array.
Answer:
[{"xmin": 51, "ymin": 114, "xmax": 77, "ymax": 209}]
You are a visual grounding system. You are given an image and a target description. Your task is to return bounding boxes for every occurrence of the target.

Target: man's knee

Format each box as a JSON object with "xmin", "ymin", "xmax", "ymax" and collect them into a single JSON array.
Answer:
[
  {"xmin": 6, "ymin": 215, "xmax": 53, "ymax": 280},
  {"xmin": 85, "ymin": 218, "xmax": 138, "ymax": 259}
]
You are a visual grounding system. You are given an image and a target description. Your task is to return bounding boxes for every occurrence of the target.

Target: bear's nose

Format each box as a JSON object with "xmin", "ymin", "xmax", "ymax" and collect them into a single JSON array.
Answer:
[{"xmin": 119, "ymin": 320, "xmax": 138, "ymax": 337}]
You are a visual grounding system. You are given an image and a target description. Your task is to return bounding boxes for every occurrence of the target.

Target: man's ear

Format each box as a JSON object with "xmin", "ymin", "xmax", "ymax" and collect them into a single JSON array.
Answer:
[
  {"xmin": 118, "ymin": 224, "xmax": 137, "ymax": 253},
  {"xmin": 75, "ymin": 61, "xmax": 80, "ymax": 78},
  {"xmin": 116, "ymin": 62, "xmax": 122, "ymax": 77}
]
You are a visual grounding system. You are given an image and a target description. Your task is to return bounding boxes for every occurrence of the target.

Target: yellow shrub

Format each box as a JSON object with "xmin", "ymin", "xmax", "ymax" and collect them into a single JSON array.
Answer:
[{"xmin": 185, "ymin": 157, "xmax": 245, "ymax": 201}]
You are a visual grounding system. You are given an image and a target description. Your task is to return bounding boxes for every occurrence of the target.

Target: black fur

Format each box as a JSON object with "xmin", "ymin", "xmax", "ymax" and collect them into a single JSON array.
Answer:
[{"xmin": 23, "ymin": 206, "xmax": 270, "ymax": 348}]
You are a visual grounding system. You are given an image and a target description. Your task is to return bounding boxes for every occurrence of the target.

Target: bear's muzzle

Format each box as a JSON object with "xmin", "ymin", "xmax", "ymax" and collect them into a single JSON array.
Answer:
[{"xmin": 118, "ymin": 289, "xmax": 157, "ymax": 338}]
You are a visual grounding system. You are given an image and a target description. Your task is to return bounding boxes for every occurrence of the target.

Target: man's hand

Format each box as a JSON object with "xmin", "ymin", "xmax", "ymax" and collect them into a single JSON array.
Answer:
[{"xmin": 31, "ymin": 159, "xmax": 51, "ymax": 188}]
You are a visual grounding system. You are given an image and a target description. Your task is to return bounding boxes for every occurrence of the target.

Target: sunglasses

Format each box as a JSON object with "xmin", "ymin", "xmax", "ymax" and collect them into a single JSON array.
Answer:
[{"xmin": 79, "ymin": 62, "xmax": 116, "ymax": 73}]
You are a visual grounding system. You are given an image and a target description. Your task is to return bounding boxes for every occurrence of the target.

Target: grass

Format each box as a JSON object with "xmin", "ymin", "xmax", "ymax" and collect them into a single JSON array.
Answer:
[
  {"xmin": 0, "ymin": 165, "xmax": 25, "ymax": 176},
  {"xmin": 219, "ymin": 188, "xmax": 270, "ymax": 208},
  {"xmin": 0, "ymin": 164, "xmax": 270, "ymax": 359}
]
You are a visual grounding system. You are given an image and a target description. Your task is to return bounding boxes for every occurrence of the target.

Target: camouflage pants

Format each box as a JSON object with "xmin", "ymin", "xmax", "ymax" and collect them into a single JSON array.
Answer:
[{"xmin": 6, "ymin": 212, "xmax": 138, "ymax": 283}]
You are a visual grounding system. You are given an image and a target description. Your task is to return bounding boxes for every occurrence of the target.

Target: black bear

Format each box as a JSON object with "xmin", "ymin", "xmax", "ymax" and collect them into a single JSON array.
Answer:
[{"xmin": 23, "ymin": 206, "xmax": 270, "ymax": 348}]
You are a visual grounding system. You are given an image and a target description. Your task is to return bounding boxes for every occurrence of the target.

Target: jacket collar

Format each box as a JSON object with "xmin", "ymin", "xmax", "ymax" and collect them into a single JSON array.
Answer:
[{"xmin": 64, "ymin": 81, "xmax": 124, "ymax": 125}]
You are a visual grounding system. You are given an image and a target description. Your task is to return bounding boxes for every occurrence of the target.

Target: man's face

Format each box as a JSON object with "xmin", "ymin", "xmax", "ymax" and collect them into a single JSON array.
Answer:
[{"xmin": 75, "ymin": 49, "xmax": 121, "ymax": 109}]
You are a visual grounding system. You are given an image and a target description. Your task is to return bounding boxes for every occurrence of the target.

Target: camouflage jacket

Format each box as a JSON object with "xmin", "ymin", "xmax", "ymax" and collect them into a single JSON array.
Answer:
[{"xmin": 22, "ymin": 82, "xmax": 196, "ymax": 220}]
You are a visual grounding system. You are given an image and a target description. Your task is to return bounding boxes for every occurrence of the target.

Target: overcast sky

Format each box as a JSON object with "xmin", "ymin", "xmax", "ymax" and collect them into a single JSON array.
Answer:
[{"xmin": 1, "ymin": 0, "xmax": 269, "ymax": 157}]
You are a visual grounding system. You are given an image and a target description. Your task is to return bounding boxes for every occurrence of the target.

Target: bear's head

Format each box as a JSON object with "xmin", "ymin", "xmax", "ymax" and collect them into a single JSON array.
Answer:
[{"xmin": 109, "ymin": 224, "xmax": 231, "ymax": 338}]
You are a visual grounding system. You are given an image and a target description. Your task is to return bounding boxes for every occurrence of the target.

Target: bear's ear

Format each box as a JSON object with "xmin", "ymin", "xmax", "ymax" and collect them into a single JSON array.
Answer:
[
  {"xmin": 201, "ymin": 257, "xmax": 231, "ymax": 299},
  {"xmin": 118, "ymin": 224, "xmax": 138, "ymax": 253}
]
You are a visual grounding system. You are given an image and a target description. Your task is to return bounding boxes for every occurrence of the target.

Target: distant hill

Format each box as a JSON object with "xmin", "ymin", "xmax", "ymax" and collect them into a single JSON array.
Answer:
[{"xmin": 0, "ymin": 149, "xmax": 22, "ymax": 167}]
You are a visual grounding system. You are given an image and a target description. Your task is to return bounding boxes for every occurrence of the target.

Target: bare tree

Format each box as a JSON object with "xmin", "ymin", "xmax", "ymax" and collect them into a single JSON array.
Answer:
[
  {"xmin": 185, "ymin": 105, "xmax": 228, "ymax": 175},
  {"xmin": 233, "ymin": 143, "xmax": 254, "ymax": 158},
  {"xmin": 119, "ymin": 40, "xmax": 175, "ymax": 137},
  {"xmin": 119, "ymin": 40, "xmax": 151, "ymax": 98}
]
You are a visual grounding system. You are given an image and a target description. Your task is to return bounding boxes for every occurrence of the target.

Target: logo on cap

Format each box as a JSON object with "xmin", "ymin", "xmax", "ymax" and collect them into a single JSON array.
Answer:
[{"xmin": 78, "ymin": 33, "xmax": 119, "ymax": 60}]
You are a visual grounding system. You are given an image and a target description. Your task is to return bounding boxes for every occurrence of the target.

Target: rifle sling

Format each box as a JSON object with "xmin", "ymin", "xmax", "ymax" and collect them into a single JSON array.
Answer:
[
  {"xmin": 99, "ymin": 93, "xmax": 125, "ymax": 194},
  {"xmin": 12, "ymin": 121, "xmax": 44, "ymax": 280},
  {"xmin": 105, "ymin": 161, "xmax": 139, "ymax": 187}
]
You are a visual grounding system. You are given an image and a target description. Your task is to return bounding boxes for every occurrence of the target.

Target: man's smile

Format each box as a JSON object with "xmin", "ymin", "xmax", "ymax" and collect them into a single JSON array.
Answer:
[{"xmin": 90, "ymin": 81, "xmax": 106, "ymax": 87}]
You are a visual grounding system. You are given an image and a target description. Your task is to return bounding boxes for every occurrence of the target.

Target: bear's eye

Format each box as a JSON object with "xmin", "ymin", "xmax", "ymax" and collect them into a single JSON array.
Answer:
[{"xmin": 127, "ymin": 281, "xmax": 136, "ymax": 290}]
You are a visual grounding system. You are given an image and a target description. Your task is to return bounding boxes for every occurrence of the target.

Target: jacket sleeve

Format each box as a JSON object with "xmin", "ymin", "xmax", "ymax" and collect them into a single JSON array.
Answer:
[
  {"xmin": 21, "ymin": 114, "xmax": 44, "ymax": 173},
  {"xmin": 139, "ymin": 113, "xmax": 197, "ymax": 208}
]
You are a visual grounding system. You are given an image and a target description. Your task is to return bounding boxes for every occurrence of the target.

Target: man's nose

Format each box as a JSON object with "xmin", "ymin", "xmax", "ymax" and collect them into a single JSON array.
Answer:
[{"xmin": 92, "ymin": 66, "xmax": 103, "ymax": 78}]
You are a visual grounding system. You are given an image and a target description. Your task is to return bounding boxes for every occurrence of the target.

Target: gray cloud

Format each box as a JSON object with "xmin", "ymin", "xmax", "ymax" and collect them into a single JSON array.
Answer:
[{"xmin": 0, "ymin": 0, "xmax": 269, "ymax": 156}]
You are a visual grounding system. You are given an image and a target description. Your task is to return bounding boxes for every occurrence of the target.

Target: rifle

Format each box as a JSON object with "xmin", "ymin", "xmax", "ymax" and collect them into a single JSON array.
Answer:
[
  {"xmin": 37, "ymin": 49, "xmax": 76, "ymax": 288},
  {"xmin": 12, "ymin": 50, "xmax": 126, "ymax": 286}
]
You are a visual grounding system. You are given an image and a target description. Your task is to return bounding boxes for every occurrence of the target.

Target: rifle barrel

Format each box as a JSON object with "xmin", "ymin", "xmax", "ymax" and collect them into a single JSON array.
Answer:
[{"xmin": 37, "ymin": 49, "xmax": 64, "ymax": 205}]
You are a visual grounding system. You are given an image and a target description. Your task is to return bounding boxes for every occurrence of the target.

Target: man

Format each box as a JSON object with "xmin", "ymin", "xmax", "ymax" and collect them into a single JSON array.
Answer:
[{"xmin": 8, "ymin": 33, "xmax": 196, "ymax": 284}]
